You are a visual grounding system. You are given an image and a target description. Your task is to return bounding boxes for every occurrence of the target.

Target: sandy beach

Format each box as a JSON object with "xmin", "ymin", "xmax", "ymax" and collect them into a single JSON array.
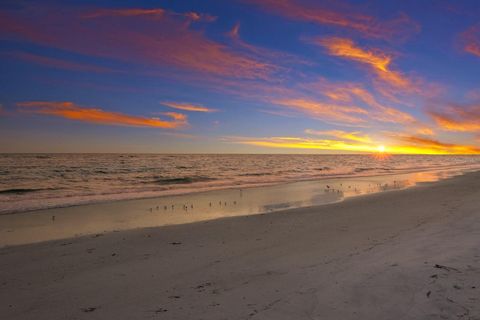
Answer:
[{"xmin": 1, "ymin": 171, "xmax": 480, "ymax": 319}]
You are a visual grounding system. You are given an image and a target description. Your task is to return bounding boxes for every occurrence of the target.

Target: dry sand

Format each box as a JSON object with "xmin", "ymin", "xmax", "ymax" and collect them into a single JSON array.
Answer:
[{"xmin": 1, "ymin": 171, "xmax": 480, "ymax": 319}]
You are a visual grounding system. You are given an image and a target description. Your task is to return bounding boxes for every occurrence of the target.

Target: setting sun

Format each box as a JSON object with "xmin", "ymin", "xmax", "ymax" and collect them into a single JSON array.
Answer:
[{"xmin": 377, "ymin": 145, "xmax": 386, "ymax": 153}]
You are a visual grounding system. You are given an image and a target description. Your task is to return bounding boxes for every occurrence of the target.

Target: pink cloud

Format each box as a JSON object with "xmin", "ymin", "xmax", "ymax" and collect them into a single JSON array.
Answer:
[{"xmin": 0, "ymin": 6, "xmax": 271, "ymax": 79}]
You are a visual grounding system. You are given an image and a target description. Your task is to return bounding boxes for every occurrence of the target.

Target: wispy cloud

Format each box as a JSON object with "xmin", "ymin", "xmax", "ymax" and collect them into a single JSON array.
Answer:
[
  {"xmin": 244, "ymin": 0, "xmax": 419, "ymax": 40},
  {"xmin": 226, "ymin": 134, "xmax": 480, "ymax": 154},
  {"xmin": 83, "ymin": 8, "xmax": 166, "ymax": 19},
  {"xmin": 302, "ymin": 79, "xmax": 416, "ymax": 124},
  {"xmin": 0, "ymin": 6, "xmax": 271, "ymax": 80},
  {"xmin": 4, "ymin": 51, "xmax": 115, "ymax": 73},
  {"xmin": 83, "ymin": 7, "xmax": 216, "ymax": 22},
  {"xmin": 429, "ymin": 104, "xmax": 480, "ymax": 132},
  {"xmin": 273, "ymin": 98, "xmax": 367, "ymax": 125},
  {"xmin": 226, "ymin": 135, "xmax": 377, "ymax": 152},
  {"xmin": 461, "ymin": 24, "xmax": 480, "ymax": 57},
  {"xmin": 17, "ymin": 101, "xmax": 187, "ymax": 128},
  {"xmin": 305, "ymin": 129, "xmax": 372, "ymax": 143},
  {"xmin": 391, "ymin": 135, "xmax": 480, "ymax": 154},
  {"xmin": 161, "ymin": 102, "xmax": 218, "ymax": 113},
  {"xmin": 316, "ymin": 37, "xmax": 413, "ymax": 90}
]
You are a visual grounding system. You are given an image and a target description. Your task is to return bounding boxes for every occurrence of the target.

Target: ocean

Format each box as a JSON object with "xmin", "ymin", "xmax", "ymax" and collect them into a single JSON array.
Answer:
[{"xmin": 1, "ymin": 153, "xmax": 480, "ymax": 214}]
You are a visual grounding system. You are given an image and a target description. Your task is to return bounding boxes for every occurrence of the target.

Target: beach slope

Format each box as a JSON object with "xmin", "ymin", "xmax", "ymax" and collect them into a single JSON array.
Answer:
[{"xmin": 1, "ymin": 172, "xmax": 480, "ymax": 319}]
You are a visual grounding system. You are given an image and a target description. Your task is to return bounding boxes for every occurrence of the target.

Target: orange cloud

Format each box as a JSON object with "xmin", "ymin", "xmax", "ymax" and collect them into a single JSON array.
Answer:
[
  {"xmin": 245, "ymin": 0, "xmax": 418, "ymax": 40},
  {"xmin": 5, "ymin": 51, "xmax": 114, "ymax": 73},
  {"xmin": 0, "ymin": 7, "xmax": 271, "ymax": 80},
  {"xmin": 274, "ymin": 99, "xmax": 367, "ymax": 124},
  {"xmin": 161, "ymin": 102, "xmax": 218, "ymax": 113},
  {"xmin": 302, "ymin": 79, "xmax": 416, "ymax": 125},
  {"xmin": 415, "ymin": 127, "xmax": 435, "ymax": 136},
  {"xmin": 17, "ymin": 101, "xmax": 187, "ymax": 128},
  {"xmin": 305, "ymin": 129, "xmax": 372, "ymax": 143},
  {"xmin": 228, "ymin": 135, "xmax": 377, "ymax": 152},
  {"xmin": 392, "ymin": 135, "xmax": 480, "ymax": 154},
  {"xmin": 429, "ymin": 105, "xmax": 480, "ymax": 132},
  {"xmin": 227, "ymin": 134, "xmax": 480, "ymax": 154},
  {"xmin": 316, "ymin": 37, "xmax": 412, "ymax": 90},
  {"xmin": 461, "ymin": 25, "xmax": 480, "ymax": 57}
]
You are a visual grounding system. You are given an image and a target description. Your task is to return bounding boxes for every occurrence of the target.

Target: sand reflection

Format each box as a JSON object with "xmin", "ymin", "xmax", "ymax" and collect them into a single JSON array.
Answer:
[{"xmin": 0, "ymin": 167, "xmax": 473, "ymax": 246}]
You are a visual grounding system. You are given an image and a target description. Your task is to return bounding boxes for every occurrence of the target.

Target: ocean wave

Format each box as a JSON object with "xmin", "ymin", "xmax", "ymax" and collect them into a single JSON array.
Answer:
[
  {"xmin": 0, "ymin": 188, "xmax": 55, "ymax": 194},
  {"xmin": 1, "ymin": 154, "xmax": 480, "ymax": 214},
  {"xmin": 238, "ymin": 172, "xmax": 273, "ymax": 176},
  {"xmin": 152, "ymin": 176, "xmax": 217, "ymax": 185}
]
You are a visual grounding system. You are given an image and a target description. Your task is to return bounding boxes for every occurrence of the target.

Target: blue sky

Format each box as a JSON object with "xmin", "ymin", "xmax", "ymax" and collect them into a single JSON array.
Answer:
[{"xmin": 1, "ymin": 0, "xmax": 480, "ymax": 153}]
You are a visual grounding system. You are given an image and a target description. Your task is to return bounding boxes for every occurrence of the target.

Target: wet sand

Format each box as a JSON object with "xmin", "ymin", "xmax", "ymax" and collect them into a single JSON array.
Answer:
[
  {"xmin": 0, "ymin": 168, "xmax": 468, "ymax": 246},
  {"xmin": 1, "ymin": 171, "xmax": 480, "ymax": 319}
]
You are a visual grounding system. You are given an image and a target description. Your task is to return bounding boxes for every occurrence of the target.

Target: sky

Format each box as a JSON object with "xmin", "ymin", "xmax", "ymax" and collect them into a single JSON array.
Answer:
[{"xmin": 1, "ymin": 0, "xmax": 480, "ymax": 154}]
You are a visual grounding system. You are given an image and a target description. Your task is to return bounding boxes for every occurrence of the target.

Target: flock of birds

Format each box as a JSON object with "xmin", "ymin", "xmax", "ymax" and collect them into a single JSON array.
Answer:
[
  {"xmin": 48, "ymin": 181, "xmax": 405, "ymax": 223},
  {"xmin": 148, "ymin": 200, "xmax": 239, "ymax": 213},
  {"xmin": 145, "ymin": 181, "xmax": 402, "ymax": 213}
]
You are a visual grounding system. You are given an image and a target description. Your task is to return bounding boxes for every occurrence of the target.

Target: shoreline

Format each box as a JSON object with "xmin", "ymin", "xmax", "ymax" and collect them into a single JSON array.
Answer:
[
  {"xmin": 0, "ymin": 167, "xmax": 477, "ymax": 247},
  {"xmin": 1, "ymin": 169, "xmax": 480, "ymax": 319},
  {"xmin": 2, "ymin": 161, "xmax": 480, "ymax": 216}
]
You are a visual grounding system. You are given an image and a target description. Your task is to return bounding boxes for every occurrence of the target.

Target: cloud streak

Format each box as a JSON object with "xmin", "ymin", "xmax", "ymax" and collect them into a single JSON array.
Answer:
[
  {"xmin": 83, "ymin": 8, "xmax": 217, "ymax": 22},
  {"xmin": 0, "ymin": 6, "xmax": 271, "ymax": 79},
  {"xmin": 302, "ymin": 79, "xmax": 415, "ymax": 124},
  {"xmin": 392, "ymin": 135, "xmax": 480, "ymax": 154},
  {"xmin": 461, "ymin": 24, "xmax": 480, "ymax": 57},
  {"xmin": 227, "ymin": 134, "xmax": 480, "ymax": 154},
  {"xmin": 316, "ymin": 37, "xmax": 413, "ymax": 90},
  {"xmin": 244, "ymin": 0, "xmax": 418, "ymax": 40},
  {"xmin": 429, "ymin": 104, "xmax": 480, "ymax": 132},
  {"xmin": 17, "ymin": 101, "xmax": 187, "ymax": 128},
  {"xmin": 83, "ymin": 8, "xmax": 166, "ymax": 18},
  {"xmin": 305, "ymin": 129, "xmax": 372, "ymax": 143},
  {"xmin": 4, "ymin": 51, "xmax": 115, "ymax": 73},
  {"xmin": 274, "ymin": 98, "xmax": 367, "ymax": 125},
  {"xmin": 161, "ymin": 102, "xmax": 218, "ymax": 113},
  {"xmin": 228, "ymin": 135, "xmax": 377, "ymax": 152}
]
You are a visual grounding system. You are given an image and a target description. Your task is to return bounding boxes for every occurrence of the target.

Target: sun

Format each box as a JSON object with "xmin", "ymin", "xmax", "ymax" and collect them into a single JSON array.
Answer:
[{"xmin": 377, "ymin": 145, "xmax": 386, "ymax": 153}]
